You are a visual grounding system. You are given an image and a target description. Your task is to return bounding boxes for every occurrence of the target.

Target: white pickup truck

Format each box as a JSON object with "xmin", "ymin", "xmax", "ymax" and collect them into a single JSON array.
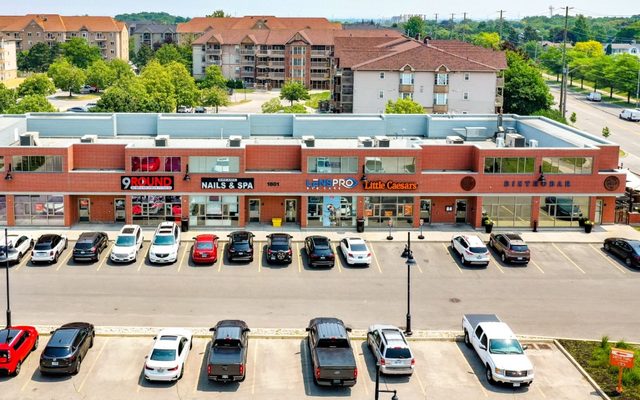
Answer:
[{"xmin": 462, "ymin": 314, "xmax": 534, "ymax": 387}]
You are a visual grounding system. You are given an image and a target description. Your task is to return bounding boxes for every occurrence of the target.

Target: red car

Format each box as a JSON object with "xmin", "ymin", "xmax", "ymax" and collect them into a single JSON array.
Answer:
[
  {"xmin": 192, "ymin": 234, "xmax": 219, "ymax": 264},
  {"xmin": 0, "ymin": 326, "xmax": 39, "ymax": 376}
]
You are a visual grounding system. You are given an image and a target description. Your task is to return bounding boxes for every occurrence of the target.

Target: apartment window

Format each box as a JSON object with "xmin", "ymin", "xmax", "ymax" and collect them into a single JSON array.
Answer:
[
  {"xmin": 464, "ymin": 73, "xmax": 470, "ymax": 81},
  {"xmin": 110, "ymin": 41, "xmax": 115, "ymax": 45},
  {"xmin": 400, "ymin": 92, "xmax": 413, "ymax": 100},
  {"xmin": 364, "ymin": 157, "xmax": 416, "ymax": 174},
  {"xmin": 82, "ymin": 32, "xmax": 88, "ymax": 38},
  {"xmin": 435, "ymin": 73, "xmax": 449, "ymax": 85},
  {"xmin": 307, "ymin": 157, "xmax": 358, "ymax": 173},
  {"xmin": 292, "ymin": 69, "xmax": 304, "ymax": 78},
  {"xmin": 542, "ymin": 157, "xmax": 593, "ymax": 174},
  {"xmin": 37, "ymin": 32, "xmax": 41, "ymax": 37},
  {"xmin": 0, "ymin": 195, "xmax": 6, "ymax": 225},
  {"xmin": 379, "ymin": 90, "xmax": 384, "ymax": 99},
  {"xmin": 380, "ymin": 72, "xmax": 385, "ymax": 79},
  {"xmin": 291, "ymin": 58, "xmax": 304, "ymax": 66},
  {"xmin": 419, "ymin": 85, "xmax": 424, "ymax": 93},
  {"xmin": 463, "ymin": 92, "xmax": 470, "ymax": 100},
  {"xmin": 12, "ymin": 156, "xmax": 63, "ymax": 172},
  {"xmin": 189, "ymin": 156, "xmax": 240, "ymax": 173},
  {"xmin": 434, "ymin": 93, "xmax": 448, "ymax": 105},
  {"xmin": 400, "ymin": 73, "xmax": 414, "ymax": 85},
  {"xmin": 0, "ymin": 156, "xmax": 4, "ymax": 171},
  {"xmin": 291, "ymin": 46, "xmax": 306, "ymax": 55},
  {"xmin": 27, "ymin": 32, "xmax": 32, "ymax": 37},
  {"xmin": 484, "ymin": 157, "xmax": 535, "ymax": 174},
  {"xmin": 132, "ymin": 156, "xmax": 181, "ymax": 172}
]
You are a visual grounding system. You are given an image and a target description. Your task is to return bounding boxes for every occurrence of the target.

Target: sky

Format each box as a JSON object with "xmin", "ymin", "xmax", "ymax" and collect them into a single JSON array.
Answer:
[{"xmin": 2, "ymin": 0, "xmax": 636, "ymax": 20}]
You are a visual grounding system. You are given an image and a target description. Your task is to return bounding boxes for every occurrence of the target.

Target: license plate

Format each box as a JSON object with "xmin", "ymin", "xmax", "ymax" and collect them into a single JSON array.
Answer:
[
  {"xmin": 333, "ymin": 379, "xmax": 341, "ymax": 384},
  {"xmin": 320, "ymin": 256, "xmax": 325, "ymax": 260},
  {"xmin": 477, "ymin": 256, "xmax": 482, "ymax": 259},
  {"xmin": 158, "ymin": 368, "xmax": 165, "ymax": 373},
  {"xmin": 517, "ymin": 257, "xmax": 523, "ymax": 260},
  {"xmin": 222, "ymin": 374, "xmax": 229, "ymax": 379},
  {"xmin": 358, "ymin": 256, "xmax": 363, "ymax": 259},
  {"xmin": 513, "ymin": 383, "xmax": 521, "ymax": 387},
  {"xmin": 238, "ymin": 252, "xmax": 243, "ymax": 255},
  {"xmin": 51, "ymin": 361, "xmax": 59, "ymax": 366}
]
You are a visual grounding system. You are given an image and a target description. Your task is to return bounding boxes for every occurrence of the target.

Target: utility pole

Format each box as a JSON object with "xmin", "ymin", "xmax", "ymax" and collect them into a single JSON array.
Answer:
[
  {"xmin": 434, "ymin": 13, "xmax": 438, "ymax": 39},
  {"xmin": 549, "ymin": 6, "xmax": 555, "ymax": 18},
  {"xmin": 497, "ymin": 10, "xmax": 505, "ymax": 40},
  {"xmin": 559, "ymin": 6, "xmax": 573, "ymax": 119},
  {"xmin": 449, "ymin": 13, "xmax": 455, "ymax": 39},
  {"xmin": 462, "ymin": 12, "xmax": 468, "ymax": 41}
]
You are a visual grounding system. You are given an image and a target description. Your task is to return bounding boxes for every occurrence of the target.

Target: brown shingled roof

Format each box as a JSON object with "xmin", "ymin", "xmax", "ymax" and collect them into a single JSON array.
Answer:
[
  {"xmin": 0, "ymin": 14, "xmax": 125, "ymax": 32},
  {"xmin": 178, "ymin": 16, "xmax": 340, "ymax": 34}
]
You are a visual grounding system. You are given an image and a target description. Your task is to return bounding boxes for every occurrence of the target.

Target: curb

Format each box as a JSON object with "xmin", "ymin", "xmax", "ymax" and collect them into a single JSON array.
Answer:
[{"xmin": 554, "ymin": 339, "xmax": 610, "ymax": 400}]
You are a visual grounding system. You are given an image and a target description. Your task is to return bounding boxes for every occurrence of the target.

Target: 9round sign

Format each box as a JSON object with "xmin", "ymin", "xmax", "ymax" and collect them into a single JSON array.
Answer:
[{"xmin": 121, "ymin": 176, "xmax": 174, "ymax": 191}]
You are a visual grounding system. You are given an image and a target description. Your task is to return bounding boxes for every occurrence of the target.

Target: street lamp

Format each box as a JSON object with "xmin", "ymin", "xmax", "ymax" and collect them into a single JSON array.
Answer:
[
  {"xmin": 401, "ymin": 232, "xmax": 416, "ymax": 336},
  {"xmin": 375, "ymin": 362, "xmax": 399, "ymax": 400},
  {"xmin": 4, "ymin": 228, "xmax": 11, "ymax": 328}
]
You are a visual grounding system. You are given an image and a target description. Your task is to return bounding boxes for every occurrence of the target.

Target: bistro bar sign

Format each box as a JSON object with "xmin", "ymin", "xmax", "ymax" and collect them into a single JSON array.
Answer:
[
  {"xmin": 504, "ymin": 179, "xmax": 571, "ymax": 188},
  {"xmin": 363, "ymin": 180, "xmax": 418, "ymax": 190},
  {"xmin": 201, "ymin": 177, "xmax": 255, "ymax": 190},
  {"xmin": 121, "ymin": 176, "xmax": 174, "ymax": 190}
]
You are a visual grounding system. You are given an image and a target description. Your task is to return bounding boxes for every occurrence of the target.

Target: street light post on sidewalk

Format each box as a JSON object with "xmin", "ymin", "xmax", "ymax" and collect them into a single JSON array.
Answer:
[
  {"xmin": 401, "ymin": 232, "xmax": 416, "ymax": 336},
  {"xmin": 374, "ymin": 362, "xmax": 399, "ymax": 400}
]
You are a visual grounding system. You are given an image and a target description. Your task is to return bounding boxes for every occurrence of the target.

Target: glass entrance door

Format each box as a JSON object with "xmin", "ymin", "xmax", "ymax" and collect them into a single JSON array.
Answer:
[
  {"xmin": 420, "ymin": 199, "xmax": 431, "ymax": 224},
  {"xmin": 455, "ymin": 199, "xmax": 467, "ymax": 223},
  {"xmin": 78, "ymin": 198, "xmax": 90, "ymax": 222},
  {"xmin": 595, "ymin": 199, "xmax": 603, "ymax": 224},
  {"xmin": 114, "ymin": 198, "xmax": 125, "ymax": 222},
  {"xmin": 285, "ymin": 199, "xmax": 297, "ymax": 223},
  {"xmin": 249, "ymin": 199, "xmax": 260, "ymax": 223}
]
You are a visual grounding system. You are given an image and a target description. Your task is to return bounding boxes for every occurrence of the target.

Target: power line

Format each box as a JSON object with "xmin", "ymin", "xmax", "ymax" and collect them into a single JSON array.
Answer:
[{"xmin": 498, "ymin": 10, "xmax": 506, "ymax": 39}]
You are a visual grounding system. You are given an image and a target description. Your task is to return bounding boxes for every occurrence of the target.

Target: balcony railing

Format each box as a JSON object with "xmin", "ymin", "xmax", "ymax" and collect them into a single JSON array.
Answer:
[
  {"xmin": 310, "ymin": 62, "xmax": 329, "ymax": 68},
  {"xmin": 433, "ymin": 84, "xmax": 449, "ymax": 94},
  {"xmin": 205, "ymin": 48, "xmax": 222, "ymax": 54},
  {"xmin": 256, "ymin": 48, "xmax": 268, "ymax": 56},
  {"xmin": 495, "ymin": 95, "xmax": 504, "ymax": 107},
  {"xmin": 95, "ymin": 36, "xmax": 107, "ymax": 41},
  {"xmin": 207, "ymin": 59, "xmax": 222, "ymax": 66},
  {"xmin": 399, "ymin": 84, "xmax": 414, "ymax": 93},
  {"xmin": 433, "ymin": 104, "xmax": 448, "ymax": 113},
  {"xmin": 269, "ymin": 61, "xmax": 285, "ymax": 67},
  {"xmin": 310, "ymin": 73, "xmax": 329, "ymax": 79},
  {"xmin": 341, "ymin": 95, "xmax": 353, "ymax": 103},
  {"xmin": 269, "ymin": 73, "xmax": 285, "ymax": 78},
  {"xmin": 496, "ymin": 77, "xmax": 505, "ymax": 87},
  {"xmin": 269, "ymin": 49, "xmax": 285, "ymax": 55},
  {"xmin": 239, "ymin": 49, "xmax": 255, "ymax": 55},
  {"xmin": 241, "ymin": 70, "xmax": 255, "ymax": 77},
  {"xmin": 311, "ymin": 50, "xmax": 330, "ymax": 56}
]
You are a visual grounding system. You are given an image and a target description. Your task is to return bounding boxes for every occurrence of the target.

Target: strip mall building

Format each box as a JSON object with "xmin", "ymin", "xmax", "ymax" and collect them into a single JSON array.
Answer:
[{"xmin": 0, "ymin": 113, "xmax": 625, "ymax": 230}]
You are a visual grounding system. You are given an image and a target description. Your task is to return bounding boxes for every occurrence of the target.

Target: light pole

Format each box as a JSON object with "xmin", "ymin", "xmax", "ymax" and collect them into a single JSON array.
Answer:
[
  {"xmin": 4, "ymin": 228, "xmax": 11, "ymax": 328},
  {"xmin": 401, "ymin": 232, "xmax": 416, "ymax": 336},
  {"xmin": 374, "ymin": 363, "xmax": 399, "ymax": 400}
]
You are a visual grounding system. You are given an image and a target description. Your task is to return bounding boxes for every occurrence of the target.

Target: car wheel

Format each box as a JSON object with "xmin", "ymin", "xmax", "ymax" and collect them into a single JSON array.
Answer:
[
  {"xmin": 190, "ymin": 340, "xmax": 193, "ymax": 350},
  {"xmin": 604, "ymin": 243, "xmax": 610, "ymax": 251},
  {"xmin": 17, "ymin": 252, "xmax": 23, "ymax": 262},
  {"xmin": 486, "ymin": 365, "xmax": 495, "ymax": 384},
  {"xmin": 54, "ymin": 252, "xmax": 59, "ymax": 263},
  {"xmin": 64, "ymin": 240, "xmax": 68, "ymax": 250},
  {"xmin": 464, "ymin": 330, "xmax": 471, "ymax": 348},
  {"xmin": 89, "ymin": 335, "xmax": 94, "ymax": 348},
  {"xmin": 178, "ymin": 364, "xmax": 184, "ymax": 380},
  {"xmin": 626, "ymin": 257, "xmax": 632, "ymax": 267},
  {"xmin": 461, "ymin": 255, "xmax": 467, "ymax": 266},
  {"xmin": 489, "ymin": 239, "xmax": 494, "ymax": 248},
  {"xmin": 501, "ymin": 253, "xmax": 507, "ymax": 263},
  {"xmin": 73, "ymin": 357, "xmax": 81, "ymax": 375},
  {"xmin": 32, "ymin": 336, "xmax": 39, "ymax": 351}
]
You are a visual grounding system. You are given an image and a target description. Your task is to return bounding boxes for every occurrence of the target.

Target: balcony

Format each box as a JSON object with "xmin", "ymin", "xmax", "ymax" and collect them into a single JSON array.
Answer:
[
  {"xmin": 241, "ymin": 57, "xmax": 255, "ymax": 65},
  {"xmin": 433, "ymin": 104, "xmax": 448, "ymax": 113},
  {"xmin": 206, "ymin": 48, "xmax": 222, "ymax": 55},
  {"xmin": 95, "ymin": 36, "xmax": 107, "ymax": 41},
  {"xmin": 256, "ymin": 71, "xmax": 269, "ymax": 79},
  {"xmin": 269, "ymin": 49, "xmax": 285, "ymax": 56},
  {"xmin": 496, "ymin": 77, "xmax": 505, "ymax": 87},
  {"xmin": 399, "ymin": 84, "xmax": 414, "ymax": 93},
  {"xmin": 310, "ymin": 62, "xmax": 329, "ymax": 68},
  {"xmin": 269, "ymin": 72, "xmax": 285, "ymax": 79},
  {"xmin": 341, "ymin": 95, "xmax": 353, "ymax": 103},
  {"xmin": 268, "ymin": 60, "xmax": 285, "ymax": 67},
  {"xmin": 310, "ymin": 73, "xmax": 329, "ymax": 80},
  {"xmin": 433, "ymin": 84, "xmax": 449, "ymax": 94},
  {"xmin": 239, "ymin": 49, "xmax": 255, "ymax": 55},
  {"xmin": 241, "ymin": 70, "xmax": 255, "ymax": 78},
  {"xmin": 256, "ymin": 48, "xmax": 268, "ymax": 56},
  {"xmin": 207, "ymin": 59, "xmax": 222, "ymax": 66},
  {"xmin": 495, "ymin": 95, "xmax": 504, "ymax": 107},
  {"xmin": 311, "ymin": 50, "xmax": 330, "ymax": 57}
]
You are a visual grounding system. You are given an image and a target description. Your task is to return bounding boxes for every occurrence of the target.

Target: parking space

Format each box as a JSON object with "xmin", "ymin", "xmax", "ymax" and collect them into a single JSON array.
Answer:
[{"xmin": 0, "ymin": 336, "xmax": 598, "ymax": 400}]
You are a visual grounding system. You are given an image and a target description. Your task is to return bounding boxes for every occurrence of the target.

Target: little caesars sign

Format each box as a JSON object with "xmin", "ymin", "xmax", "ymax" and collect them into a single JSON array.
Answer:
[{"xmin": 201, "ymin": 177, "xmax": 254, "ymax": 190}]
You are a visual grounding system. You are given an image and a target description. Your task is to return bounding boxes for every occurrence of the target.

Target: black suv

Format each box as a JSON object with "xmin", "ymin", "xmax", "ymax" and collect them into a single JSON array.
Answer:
[
  {"xmin": 227, "ymin": 231, "xmax": 255, "ymax": 262},
  {"xmin": 266, "ymin": 233, "xmax": 293, "ymax": 264},
  {"xmin": 304, "ymin": 236, "xmax": 335, "ymax": 268},
  {"xmin": 40, "ymin": 322, "xmax": 95, "ymax": 375},
  {"xmin": 73, "ymin": 232, "xmax": 109, "ymax": 262}
]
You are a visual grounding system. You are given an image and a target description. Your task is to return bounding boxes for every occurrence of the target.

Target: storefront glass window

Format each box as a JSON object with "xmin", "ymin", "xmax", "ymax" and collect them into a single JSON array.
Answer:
[
  {"xmin": 131, "ymin": 195, "xmax": 182, "ymax": 226},
  {"xmin": 189, "ymin": 195, "xmax": 239, "ymax": 227},
  {"xmin": 483, "ymin": 196, "xmax": 532, "ymax": 228},
  {"xmin": 364, "ymin": 196, "xmax": 414, "ymax": 228},
  {"xmin": 307, "ymin": 196, "xmax": 355, "ymax": 227},
  {"xmin": 484, "ymin": 157, "xmax": 535, "ymax": 174},
  {"xmin": 189, "ymin": 157, "xmax": 240, "ymax": 173},
  {"xmin": 364, "ymin": 157, "xmax": 415, "ymax": 174},
  {"xmin": 538, "ymin": 196, "xmax": 589, "ymax": 227},
  {"xmin": 0, "ymin": 195, "xmax": 6, "ymax": 225},
  {"xmin": 12, "ymin": 156, "xmax": 63, "ymax": 172},
  {"xmin": 307, "ymin": 157, "xmax": 358, "ymax": 173},
  {"xmin": 542, "ymin": 157, "xmax": 592, "ymax": 174},
  {"xmin": 14, "ymin": 195, "xmax": 64, "ymax": 225},
  {"xmin": 131, "ymin": 156, "xmax": 181, "ymax": 172}
]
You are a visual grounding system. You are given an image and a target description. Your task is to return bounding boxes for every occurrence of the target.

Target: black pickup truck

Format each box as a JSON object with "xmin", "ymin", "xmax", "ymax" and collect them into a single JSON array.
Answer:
[
  {"xmin": 207, "ymin": 320, "xmax": 250, "ymax": 383},
  {"xmin": 306, "ymin": 317, "xmax": 357, "ymax": 387}
]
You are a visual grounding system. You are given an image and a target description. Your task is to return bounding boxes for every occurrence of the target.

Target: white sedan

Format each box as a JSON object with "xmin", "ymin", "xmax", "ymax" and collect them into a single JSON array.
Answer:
[
  {"xmin": 144, "ymin": 328, "xmax": 193, "ymax": 382},
  {"xmin": 0, "ymin": 234, "xmax": 33, "ymax": 264},
  {"xmin": 339, "ymin": 237, "xmax": 372, "ymax": 266}
]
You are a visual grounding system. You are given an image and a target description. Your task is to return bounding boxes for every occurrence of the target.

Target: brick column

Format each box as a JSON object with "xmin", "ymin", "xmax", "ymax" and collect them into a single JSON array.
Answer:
[{"xmin": 6, "ymin": 195, "xmax": 15, "ymax": 226}]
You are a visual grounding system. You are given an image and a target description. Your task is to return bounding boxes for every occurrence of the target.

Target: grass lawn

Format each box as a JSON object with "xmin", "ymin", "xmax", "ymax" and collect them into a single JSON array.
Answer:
[
  {"xmin": 559, "ymin": 339, "xmax": 640, "ymax": 399},
  {"xmin": 234, "ymin": 88, "xmax": 255, "ymax": 94},
  {"xmin": 305, "ymin": 91, "xmax": 330, "ymax": 109}
]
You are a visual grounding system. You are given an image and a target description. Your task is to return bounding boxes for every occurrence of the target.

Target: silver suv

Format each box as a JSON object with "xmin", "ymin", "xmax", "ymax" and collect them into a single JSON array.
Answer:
[{"xmin": 366, "ymin": 325, "xmax": 414, "ymax": 375}]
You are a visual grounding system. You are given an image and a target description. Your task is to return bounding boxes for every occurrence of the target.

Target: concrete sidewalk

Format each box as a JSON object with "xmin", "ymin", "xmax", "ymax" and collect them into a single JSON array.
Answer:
[{"xmin": 3, "ymin": 222, "xmax": 640, "ymax": 244}]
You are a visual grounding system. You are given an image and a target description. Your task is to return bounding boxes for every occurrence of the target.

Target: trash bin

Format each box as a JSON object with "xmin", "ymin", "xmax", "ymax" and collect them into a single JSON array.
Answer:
[
  {"xmin": 356, "ymin": 218, "xmax": 365, "ymax": 233},
  {"xmin": 272, "ymin": 218, "xmax": 282, "ymax": 227},
  {"xmin": 181, "ymin": 217, "xmax": 189, "ymax": 232}
]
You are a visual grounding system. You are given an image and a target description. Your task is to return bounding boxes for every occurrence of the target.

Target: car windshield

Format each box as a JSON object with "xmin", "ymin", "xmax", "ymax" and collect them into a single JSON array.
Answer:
[
  {"xmin": 196, "ymin": 242, "xmax": 214, "ymax": 250},
  {"xmin": 489, "ymin": 339, "xmax": 524, "ymax": 354},
  {"xmin": 511, "ymin": 245, "xmax": 529, "ymax": 252},
  {"xmin": 44, "ymin": 347, "xmax": 71, "ymax": 357},
  {"xmin": 385, "ymin": 348, "xmax": 412, "ymax": 359},
  {"xmin": 269, "ymin": 242, "xmax": 289, "ymax": 251},
  {"xmin": 34, "ymin": 242, "xmax": 53, "ymax": 250},
  {"xmin": 150, "ymin": 348, "xmax": 176, "ymax": 361},
  {"xmin": 75, "ymin": 242, "xmax": 94, "ymax": 249},
  {"xmin": 115, "ymin": 236, "xmax": 135, "ymax": 246},
  {"xmin": 0, "ymin": 329, "xmax": 19, "ymax": 343},
  {"xmin": 153, "ymin": 235, "xmax": 175, "ymax": 245},
  {"xmin": 469, "ymin": 246, "xmax": 487, "ymax": 254},
  {"xmin": 232, "ymin": 242, "xmax": 250, "ymax": 250},
  {"xmin": 350, "ymin": 243, "xmax": 367, "ymax": 252}
]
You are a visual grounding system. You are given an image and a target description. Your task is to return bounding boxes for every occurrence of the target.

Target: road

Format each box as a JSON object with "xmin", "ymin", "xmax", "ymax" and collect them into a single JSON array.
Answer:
[
  {"xmin": 5, "ymin": 239, "xmax": 640, "ymax": 342},
  {"xmin": 548, "ymin": 83, "xmax": 640, "ymax": 173}
]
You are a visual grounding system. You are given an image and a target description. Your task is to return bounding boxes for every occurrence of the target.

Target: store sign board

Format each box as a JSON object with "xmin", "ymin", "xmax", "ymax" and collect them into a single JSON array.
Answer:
[
  {"xmin": 121, "ymin": 176, "xmax": 174, "ymax": 191},
  {"xmin": 305, "ymin": 177, "xmax": 359, "ymax": 190},
  {"xmin": 363, "ymin": 180, "xmax": 418, "ymax": 191},
  {"xmin": 201, "ymin": 177, "xmax": 255, "ymax": 190}
]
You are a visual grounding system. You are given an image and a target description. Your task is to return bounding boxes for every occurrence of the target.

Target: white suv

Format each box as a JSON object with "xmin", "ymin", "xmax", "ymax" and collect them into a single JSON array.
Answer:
[
  {"xmin": 451, "ymin": 234, "xmax": 490, "ymax": 266},
  {"xmin": 367, "ymin": 325, "xmax": 414, "ymax": 375},
  {"xmin": 149, "ymin": 222, "xmax": 181, "ymax": 264},
  {"xmin": 110, "ymin": 225, "xmax": 143, "ymax": 263}
]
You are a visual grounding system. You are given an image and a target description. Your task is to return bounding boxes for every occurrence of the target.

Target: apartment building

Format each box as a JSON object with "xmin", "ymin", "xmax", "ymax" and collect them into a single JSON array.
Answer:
[
  {"xmin": 0, "ymin": 39, "xmax": 17, "ymax": 81},
  {"xmin": 0, "ymin": 14, "xmax": 129, "ymax": 61},
  {"xmin": 332, "ymin": 38, "xmax": 506, "ymax": 114},
  {"xmin": 127, "ymin": 22, "xmax": 177, "ymax": 53}
]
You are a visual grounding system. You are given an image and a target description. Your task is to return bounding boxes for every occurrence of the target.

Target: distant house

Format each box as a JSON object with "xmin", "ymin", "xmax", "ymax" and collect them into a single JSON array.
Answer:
[
  {"xmin": 127, "ymin": 22, "xmax": 177, "ymax": 52},
  {"xmin": 609, "ymin": 42, "xmax": 640, "ymax": 58},
  {"xmin": 0, "ymin": 39, "xmax": 17, "ymax": 81}
]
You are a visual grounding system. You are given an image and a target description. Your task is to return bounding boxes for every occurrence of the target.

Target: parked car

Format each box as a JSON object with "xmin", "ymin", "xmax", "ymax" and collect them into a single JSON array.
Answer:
[
  {"xmin": 586, "ymin": 92, "xmax": 602, "ymax": 102},
  {"xmin": 207, "ymin": 320, "xmax": 250, "ymax": 382},
  {"xmin": 40, "ymin": 322, "xmax": 95, "ymax": 375},
  {"xmin": 266, "ymin": 233, "xmax": 293, "ymax": 264},
  {"xmin": 306, "ymin": 317, "xmax": 357, "ymax": 387},
  {"xmin": 73, "ymin": 231, "xmax": 109, "ymax": 262},
  {"xmin": 0, "ymin": 234, "xmax": 33, "ymax": 264},
  {"xmin": 462, "ymin": 314, "xmax": 534, "ymax": 387},
  {"xmin": 86, "ymin": 102, "xmax": 98, "ymax": 109},
  {"xmin": 603, "ymin": 238, "xmax": 640, "ymax": 267},
  {"xmin": 619, "ymin": 108, "xmax": 640, "ymax": 122},
  {"xmin": 31, "ymin": 234, "xmax": 68, "ymax": 264},
  {"xmin": 177, "ymin": 105, "xmax": 193, "ymax": 113},
  {"xmin": 304, "ymin": 236, "xmax": 335, "ymax": 268},
  {"xmin": 194, "ymin": 106, "xmax": 206, "ymax": 113},
  {"xmin": 339, "ymin": 237, "xmax": 371, "ymax": 266},
  {"xmin": 366, "ymin": 325, "xmax": 414, "ymax": 375},
  {"xmin": 66, "ymin": 106, "xmax": 89, "ymax": 113},
  {"xmin": 451, "ymin": 234, "xmax": 490, "ymax": 266},
  {"xmin": 489, "ymin": 233, "xmax": 530, "ymax": 264},
  {"xmin": 0, "ymin": 326, "xmax": 39, "ymax": 376},
  {"xmin": 110, "ymin": 224, "xmax": 143, "ymax": 263},
  {"xmin": 192, "ymin": 234, "xmax": 219, "ymax": 264},
  {"xmin": 144, "ymin": 328, "xmax": 193, "ymax": 381},
  {"xmin": 79, "ymin": 85, "xmax": 97, "ymax": 94},
  {"xmin": 226, "ymin": 231, "xmax": 254, "ymax": 262},
  {"xmin": 149, "ymin": 222, "xmax": 181, "ymax": 264}
]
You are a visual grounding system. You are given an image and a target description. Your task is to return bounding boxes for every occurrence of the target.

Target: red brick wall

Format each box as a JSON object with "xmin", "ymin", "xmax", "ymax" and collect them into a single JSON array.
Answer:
[
  {"xmin": 246, "ymin": 145, "xmax": 300, "ymax": 170},
  {"xmin": 73, "ymin": 144, "xmax": 126, "ymax": 170},
  {"xmin": 423, "ymin": 145, "xmax": 476, "ymax": 171},
  {"xmin": 69, "ymin": 195, "xmax": 117, "ymax": 224}
]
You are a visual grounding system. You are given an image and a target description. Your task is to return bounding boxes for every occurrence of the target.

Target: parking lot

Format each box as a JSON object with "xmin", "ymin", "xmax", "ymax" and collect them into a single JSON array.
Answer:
[
  {"xmin": 0, "ymin": 335, "xmax": 599, "ymax": 400},
  {"xmin": 6, "ymin": 238, "xmax": 640, "ymax": 341}
]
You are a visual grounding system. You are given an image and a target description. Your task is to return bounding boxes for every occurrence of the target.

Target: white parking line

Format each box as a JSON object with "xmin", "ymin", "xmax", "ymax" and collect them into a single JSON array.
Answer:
[
  {"xmin": 96, "ymin": 243, "xmax": 113, "ymax": 272},
  {"xmin": 552, "ymin": 243, "xmax": 586, "ymax": 274},
  {"xmin": 588, "ymin": 243, "xmax": 626, "ymax": 274},
  {"xmin": 442, "ymin": 243, "xmax": 463, "ymax": 274},
  {"xmin": 353, "ymin": 344, "xmax": 369, "ymax": 396},
  {"xmin": 251, "ymin": 340, "xmax": 258, "ymax": 394},
  {"xmin": 138, "ymin": 245, "xmax": 151, "ymax": 272},
  {"xmin": 177, "ymin": 244, "xmax": 189, "ymax": 272},
  {"xmin": 530, "ymin": 259, "xmax": 545, "ymax": 274},
  {"xmin": 56, "ymin": 250, "xmax": 73, "ymax": 271},
  {"xmin": 15, "ymin": 253, "xmax": 30, "ymax": 271},
  {"xmin": 296, "ymin": 242, "xmax": 302, "ymax": 273},
  {"xmin": 369, "ymin": 243, "xmax": 383, "ymax": 273}
]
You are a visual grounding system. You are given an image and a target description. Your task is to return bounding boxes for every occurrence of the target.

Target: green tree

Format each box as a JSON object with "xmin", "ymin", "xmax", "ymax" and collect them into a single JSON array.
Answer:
[
  {"xmin": 139, "ymin": 60, "xmax": 176, "ymax": 112},
  {"xmin": 615, "ymin": 21, "xmax": 640, "ymax": 42},
  {"xmin": 47, "ymin": 58, "xmax": 86, "ymax": 97},
  {"xmin": 403, "ymin": 16, "xmax": 426, "ymax": 38},
  {"xmin": 154, "ymin": 44, "xmax": 183, "ymax": 65},
  {"xmin": 108, "ymin": 59, "xmax": 135, "ymax": 80},
  {"xmin": 384, "ymin": 98, "xmax": 425, "ymax": 114},
  {"xmin": 200, "ymin": 65, "xmax": 227, "ymax": 89},
  {"xmin": 94, "ymin": 77, "xmax": 149, "ymax": 112},
  {"xmin": 522, "ymin": 26, "xmax": 541, "ymax": 42},
  {"xmin": 280, "ymin": 81, "xmax": 310, "ymax": 106},
  {"xmin": 261, "ymin": 97, "xmax": 283, "ymax": 113},
  {"xmin": 166, "ymin": 61, "xmax": 200, "ymax": 109},
  {"xmin": 571, "ymin": 15, "xmax": 590, "ymax": 42},
  {"xmin": 539, "ymin": 46, "xmax": 563, "ymax": 80},
  {"xmin": 602, "ymin": 126, "xmax": 610, "ymax": 138},
  {"xmin": 570, "ymin": 112, "xmax": 577, "ymax": 123},
  {"xmin": 177, "ymin": 44, "xmax": 193, "ymax": 72},
  {"xmin": 86, "ymin": 59, "xmax": 116, "ymax": 91},
  {"xmin": 612, "ymin": 54, "xmax": 640, "ymax": 103},
  {"xmin": 586, "ymin": 56, "xmax": 616, "ymax": 97},
  {"xmin": 17, "ymin": 74, "xmax": 56, "ymax": 97},
  {"xmin": 207, "ymin": 10, "xmax": 230, "ymax": 17},
  {"xmin": 532, "ymin": 108, "xmax": 567, "ymax": 124},
  {"xmin": 6, "ymin": 94, "xmax": 56, "ymax": 114},
  {"xmin": 0, "ymin": 83, "xmax": 16, "ymax": 113},
  {"xmin": 17, "ymin": 42, "xmax": 59, "ymax": 72},
  {"xmin": 470, "ymin": 32, "xmax": 501, "ymax": 50},
  {"xmin": 503, "ymin": 51, "xmax": 553, "ymax": 115},
  {"xmin": 201, "ymin": 86, "xmax": 230, "ymax": 113},
  {"xmin": 135, "ymin": 45, "xmax": 155, "ymax": 69},
  {"xmin": 61, "ymin": 37, "xmax": 101, "ymax": 68}
]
